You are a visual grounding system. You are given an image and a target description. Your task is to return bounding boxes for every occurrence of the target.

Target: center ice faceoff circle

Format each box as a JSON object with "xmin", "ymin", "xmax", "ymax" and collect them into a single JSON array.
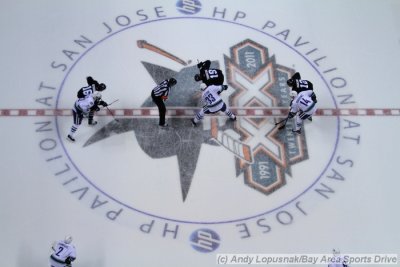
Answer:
[{"xmin": 55, "ymin": 17, "xmax": 340, "ymax": 224}]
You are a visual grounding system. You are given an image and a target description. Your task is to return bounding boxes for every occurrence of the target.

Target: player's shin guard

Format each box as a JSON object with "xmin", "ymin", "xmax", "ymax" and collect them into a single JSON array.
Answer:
[
  {"xmin": 69, "ymin": 124, "xmax": 79, "ymax": 137},
  {"xmin": 293, "ymin": 116, "xmax": 303, "ymax": 133},
  {"xmin": 194, "ymin": 110, "xmax": 205, "ymax": 123},
  {"xmin": 224, "ymin": 108, "xmax": 236, "ymax": 120},
  {"xmin": 88, "ymin": 111, "xmax": 97, "ymax": 125}
]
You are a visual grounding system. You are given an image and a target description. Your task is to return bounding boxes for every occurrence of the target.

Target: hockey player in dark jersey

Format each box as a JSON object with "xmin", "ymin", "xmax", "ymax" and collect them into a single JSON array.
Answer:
[
  {"xmin": 286, "ymin": 72, "xmax": 315, "ymax": 94},
  {"xmin": 77, "ymin": 76, "xmax": 106, "ymax": 98},
  {"xmin": 194, "ymin": 60, "xmax": 224, "ymax": 86},
  {"xmin": 76, "ymin": 76, "xmax": 108, "ymax": 125},
  {"xmin": 287, "ymin": 72, "xmax": 317, "ymax": 120}
]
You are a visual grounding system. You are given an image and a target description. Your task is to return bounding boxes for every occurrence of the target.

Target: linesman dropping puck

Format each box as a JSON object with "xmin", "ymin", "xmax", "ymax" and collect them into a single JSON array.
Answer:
[{"xmin": 151, "ymin": 78, "xmax": 177, "ymax": 127}]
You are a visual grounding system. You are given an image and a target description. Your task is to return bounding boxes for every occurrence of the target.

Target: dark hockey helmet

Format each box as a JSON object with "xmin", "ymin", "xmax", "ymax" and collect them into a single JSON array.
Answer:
[
  {"xmin": 286, "ymin": 78, "xmax": 294, "ymax": 87},
  {"xmin": 97, "ymin": 83, "xmax": 106, "ymax": 91},
  {"xmin": 168, "ymin": 78, "xmax": 177, "ymax": 86},
  {"xmin": 197, "ymin": 60, "xmax": 211, "ymax": 69}
]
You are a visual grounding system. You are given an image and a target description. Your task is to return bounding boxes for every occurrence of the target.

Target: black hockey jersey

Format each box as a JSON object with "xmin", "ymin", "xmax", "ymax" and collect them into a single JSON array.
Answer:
[
  {"xmin": 289, "ymin": 72, "xmax": 313, "ymax": 93},
  {"xmin": 196, "ymin": 60, "xmax": 224, "ymax": 86},
  {"xmin": 77, "ymin": 77, "xmax": 102, "ymax": 98}
]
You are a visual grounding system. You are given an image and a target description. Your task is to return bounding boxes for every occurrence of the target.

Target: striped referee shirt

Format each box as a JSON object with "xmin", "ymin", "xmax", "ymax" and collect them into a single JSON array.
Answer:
[{"xmin": 152, "ymin": 80, "xmax": 170, "ymax": 98}]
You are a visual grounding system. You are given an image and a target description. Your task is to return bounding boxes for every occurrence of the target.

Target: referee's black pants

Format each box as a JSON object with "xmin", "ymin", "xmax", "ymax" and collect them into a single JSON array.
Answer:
[{"xmin": 151, "ymin": 93, "xmax": 166, "ymax": 126}]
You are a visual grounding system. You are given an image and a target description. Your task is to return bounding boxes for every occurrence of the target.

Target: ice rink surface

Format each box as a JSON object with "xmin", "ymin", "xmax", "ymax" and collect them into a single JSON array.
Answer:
[{"xmin": 1, "ymin": 0, "xmax": 399, "ymax": 266}]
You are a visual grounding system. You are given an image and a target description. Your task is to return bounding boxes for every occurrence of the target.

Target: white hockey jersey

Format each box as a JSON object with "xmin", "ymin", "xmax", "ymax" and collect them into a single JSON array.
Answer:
[
  {"xmin": 290, "ymin": 89, "xmax": 317, "ymax": 115},
  {"xmin": 202, "ymin": 84, "xmax": 225, "ymax": 113},
  {"xmin": 328, "ymin": 255, "xmax": 348, "ymax": 267},
  {"xmin": 73, "ymin": 95, "xmax": 95, "ymax": 114},
  {"xmin": 50, "ymin": 240, "xmax": 76, "ymax": 265}
]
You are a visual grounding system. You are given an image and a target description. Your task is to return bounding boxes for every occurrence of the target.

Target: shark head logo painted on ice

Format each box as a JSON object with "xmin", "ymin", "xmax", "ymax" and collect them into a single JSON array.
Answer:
[{"xmin": 83, "ymin": 61, "xmax": 225, "ymax": 201}]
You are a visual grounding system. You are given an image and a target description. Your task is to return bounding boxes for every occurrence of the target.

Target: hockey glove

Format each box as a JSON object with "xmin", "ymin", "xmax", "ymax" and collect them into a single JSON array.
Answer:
[
  {"xmin": 98, "ymin": 100, "xmax": 108, "ymax": 107},
  {"xmin": 288, "ymin": 112, "xmax": 296, "ymax": 119},
  {"xmin": 65, "ymin": 257, "xmax": 73, "ymax": 264},
  {"xmin": 90, "ymin": 104, "xmax": 100, "ymax": 112},
  {"xmin": 311, "ymin": 92, "xmax": 317, "ymax": 103},
  {"xmin": 222, "ymin": 85, "xmax": 228, "ymax": 91}
]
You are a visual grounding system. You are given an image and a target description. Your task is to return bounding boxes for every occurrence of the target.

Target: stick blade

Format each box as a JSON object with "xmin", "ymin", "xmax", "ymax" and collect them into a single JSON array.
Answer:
[{"xmin": 278, "ymin": 124, "xmax": 286, "ymax": 130}]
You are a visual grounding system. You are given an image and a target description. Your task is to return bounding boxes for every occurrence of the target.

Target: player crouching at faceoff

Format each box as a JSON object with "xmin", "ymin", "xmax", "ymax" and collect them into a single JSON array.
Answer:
[
  {"xmin": 191, "ymin": 83, "xmax": 236, "ymax": 126},
  {"xmin": 49, "ymin": 235, "xmax": 76, "ymax": 267},
  {"xmin": 286, "ymin": 73, "xmax": 317, "ymax": 134},
  {"xmin": 77, "ymin": 76, "xmax": 107, "ymax": 126},
  {"xmin": 194, "ymin": 59, "xmax": 224, "ymax": 86},
  {"xmin": 67, "ymin": 77, "xmax": 108, "ymax": 142}
]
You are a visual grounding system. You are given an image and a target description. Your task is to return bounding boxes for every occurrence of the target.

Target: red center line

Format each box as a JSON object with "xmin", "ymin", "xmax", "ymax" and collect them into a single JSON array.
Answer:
[{"xmin": 0, "ymin": 108, "xmax": 399, "ymax": 117}]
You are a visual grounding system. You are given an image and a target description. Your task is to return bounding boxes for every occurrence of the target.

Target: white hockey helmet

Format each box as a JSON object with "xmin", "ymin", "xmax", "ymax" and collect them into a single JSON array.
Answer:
[
  {"xmin": 93, "ymin": 92, "xmax": 102, "ymax": 101},
  {"xmin": 200, "ymin": 83, "xmax": 207, "ymax": 91},
  {"xmin": 64, "ymin": 235, "xmax": 73, "ymax": 244},
  {"xmin": 289, "ymin": 90, "xmax": 298, "ymax": 99}
]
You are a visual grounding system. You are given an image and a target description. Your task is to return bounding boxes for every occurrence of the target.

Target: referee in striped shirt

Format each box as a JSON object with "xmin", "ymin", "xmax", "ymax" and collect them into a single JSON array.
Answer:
[{"xmin": 151, "ymin": 78, "xmax": 177, "ymax": 127}]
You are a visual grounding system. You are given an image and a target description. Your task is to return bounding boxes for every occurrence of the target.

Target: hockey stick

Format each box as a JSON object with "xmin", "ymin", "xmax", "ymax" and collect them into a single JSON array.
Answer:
[
  {"xmin": 137, "ymin": 40, "xmax": 192, "ymax": 66},
  {"xmin": 107, "ymin": 99, "xmax": 119, "ymax": 106},
  {"xmin": 105, "ymin": 106, "xmax": 119, "ymax": 122},
  {"xmin": 275, "ymin": 117, "xmax": 288, "ymax": 125},
  {"xmin": 275, "ymin": 116, "xmax": 289, "ymax": 130}
]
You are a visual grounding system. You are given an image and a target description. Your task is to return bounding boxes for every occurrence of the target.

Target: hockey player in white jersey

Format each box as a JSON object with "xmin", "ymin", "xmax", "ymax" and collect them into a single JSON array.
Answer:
[
  {"xmin": 67, "ymin": 77, "xmax": 108, "ymax": 142},
  {"xmin": 191, "ymin": 83, "xmax": 236, "ymax": 126},
  {"xmin": 67, "ymin": 93, "xmax": 107, "ymax": 142},
  {"xmin": 328, "ymin": 249, "xmax": 349, "ymax": 267},
  {"xmin": 287, "ymin": 88, "xmax": 317, "ymax": 134},
  {"xmin": 77, "ymin": 76, "xmax": 108, "ymax": 125},
  {"xmin": 49, "ymin": 236, "xmax": 76, "ymax": 267}
]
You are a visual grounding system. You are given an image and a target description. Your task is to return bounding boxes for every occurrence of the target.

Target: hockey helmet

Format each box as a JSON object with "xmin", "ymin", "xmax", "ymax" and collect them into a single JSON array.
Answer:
[
  {"xmin": 287, "ymin": 78, "xmax": 295, "ymax": 87},
  {"xmin": 97, "ymin": 83, "xmax": 106, "ymax": 91},
  {"xmin": 289, "ymin": 90, "xmax": 298, "ymax": 99},
  {"xmin": 93, "ymin": 92, "xmax": 102, "ymax": 100},
  {"xmin": 197, "ymin": 60, "xmax": 211, "ymax": 70},
  {"xmin": 200, "ymin": 83, "xmax": 207, "ymax": 91},
  {"xmin": 168, "ymin": 78, "xmax": 177, "ymax": 86},
  {"xmin": 332, "ymin": 249, "xmax": 340, "ymax": 256},
  {"xmin": 64, "ymin": 235, "xmax": 73, "ymax": 244}
]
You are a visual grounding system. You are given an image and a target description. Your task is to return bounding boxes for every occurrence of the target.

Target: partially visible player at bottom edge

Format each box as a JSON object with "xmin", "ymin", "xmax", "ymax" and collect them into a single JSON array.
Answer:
[
  {"xmin": 49, "ymin": 235, "xmax": 76, "ymax": 267},
  {"xmin": 191, "ymin": 83, "xmax": 236, "ymax": 126},
  {"xmin": 328, "ymin": 249, "xmax": 349, "ymax": 267},
  {"xmin": 67, "ymin": 91, "xmax": 108, "ymax": 142}
]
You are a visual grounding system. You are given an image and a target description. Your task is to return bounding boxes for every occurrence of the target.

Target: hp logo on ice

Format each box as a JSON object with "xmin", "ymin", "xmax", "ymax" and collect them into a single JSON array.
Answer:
[
  {"xmin": 176, "ymin": 0, "xmax": 202, "ymax": 15},
  {"xmin": 190, "ymin": 229, "xmax": 220, "ymax": 252}
]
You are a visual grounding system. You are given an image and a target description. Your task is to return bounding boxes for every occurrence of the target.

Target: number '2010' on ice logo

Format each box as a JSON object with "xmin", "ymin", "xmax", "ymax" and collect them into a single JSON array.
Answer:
[
  {"xmin": 225, "ymin": 39, "xmax": 309, "ymax": 195},
  {"xmin": 176, "ymin": 0, "xmax": 202, "ymax": 15}
]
